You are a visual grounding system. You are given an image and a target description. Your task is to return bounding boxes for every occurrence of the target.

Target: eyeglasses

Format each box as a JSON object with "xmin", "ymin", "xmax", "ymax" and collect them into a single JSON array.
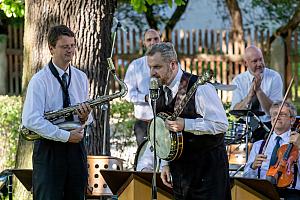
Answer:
[
  {"xmin": 270, "ymin": 112, "xmax": 291, "ymax": 118},
  {"xmin": 57, "ymin": 44, "xmax": 77, "ymax": 50}
]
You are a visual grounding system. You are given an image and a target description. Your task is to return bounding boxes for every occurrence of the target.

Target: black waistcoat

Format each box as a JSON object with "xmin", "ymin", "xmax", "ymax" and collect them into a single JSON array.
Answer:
[{"xmin": 156, "ymin": 72, "xmax": 224, "ymax": 162}]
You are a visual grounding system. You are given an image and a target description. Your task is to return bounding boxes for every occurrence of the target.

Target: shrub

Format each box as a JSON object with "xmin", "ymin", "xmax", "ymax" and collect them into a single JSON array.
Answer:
[{"xmin": 0, "ymin": 95, "xmax": 22, "ymax": 171}]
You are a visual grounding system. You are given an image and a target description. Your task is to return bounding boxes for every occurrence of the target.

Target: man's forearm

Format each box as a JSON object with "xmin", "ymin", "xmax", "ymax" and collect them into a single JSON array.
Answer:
[
  {"xmin": 233, "ymin": 95, "xmax": 251, "ymax": 110},
  {"xmin": 256, "ymin": 89, "xmax": 272, "ymax": 115}
]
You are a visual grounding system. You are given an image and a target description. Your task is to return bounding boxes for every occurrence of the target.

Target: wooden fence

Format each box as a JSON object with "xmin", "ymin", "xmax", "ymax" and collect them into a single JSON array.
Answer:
[
  {"xmin": 6, "ymin": 25, "xmax": 23, "ymax": 95},
  {"xmin": 5, "ymin": 25, "xmax": 300, "ymax": 102}
]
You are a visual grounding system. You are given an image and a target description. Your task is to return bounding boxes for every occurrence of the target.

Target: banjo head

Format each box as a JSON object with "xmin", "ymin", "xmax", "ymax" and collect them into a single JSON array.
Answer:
[{"xmin": 149, "ymin": 116, "xmax": 172, "ymax": 160}]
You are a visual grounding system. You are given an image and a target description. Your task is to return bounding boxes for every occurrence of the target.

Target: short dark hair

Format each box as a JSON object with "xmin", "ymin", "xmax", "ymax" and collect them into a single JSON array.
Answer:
[
  {"xmin": 146, "ymin": 42, "xmax": 177, "ymax": 63},
  {"xmin": 47, "ymin": 25, "xmax": 75, "ymax": 47}
]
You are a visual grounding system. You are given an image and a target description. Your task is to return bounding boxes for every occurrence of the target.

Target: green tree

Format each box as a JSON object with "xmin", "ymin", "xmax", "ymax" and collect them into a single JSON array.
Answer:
[
  {"xmin": 0, "ymin": 0, "xmax": 24, "ymax": 18},
  {"xmin": 117, "ymin": 0, "xmax": 187, "ymax": 40}
]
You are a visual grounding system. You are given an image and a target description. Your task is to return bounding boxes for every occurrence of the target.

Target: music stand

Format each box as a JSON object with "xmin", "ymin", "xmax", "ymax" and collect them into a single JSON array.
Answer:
[
  {"xmin": 10, "ymin": 169, "xmax": 32, "ymax": 192},
  {"xmin": 100, "ymin": 169, "xmax": 172, "ymax": 200},
  {"xmin": 230, "ymin": 177, "xmax": 280, "ymax": 200}
]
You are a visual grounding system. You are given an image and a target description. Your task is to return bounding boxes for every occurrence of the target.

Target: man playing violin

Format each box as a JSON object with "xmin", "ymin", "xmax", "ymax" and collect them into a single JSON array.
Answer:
[
  {"xmin": 147, "ymin": 42, "xmax": 230, "ymax": 200},
  {"xmin": 244, "ymin": 101, "xmax": 300, "ymax": 199}
]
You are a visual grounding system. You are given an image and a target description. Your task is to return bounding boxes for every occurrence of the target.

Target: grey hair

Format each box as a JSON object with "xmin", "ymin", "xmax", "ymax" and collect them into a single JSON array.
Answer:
[
  {"xmin": 270, "ymin": 101, "xmax": 297, "ymax": 117},
  {"xmin": 146, "ymin": 42, "xmax": 177, "ymax": 63}
]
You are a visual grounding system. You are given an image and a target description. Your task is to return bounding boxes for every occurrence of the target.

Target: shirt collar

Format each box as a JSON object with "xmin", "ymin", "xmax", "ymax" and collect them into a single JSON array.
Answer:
[
  {"xmin": 272, "ymin": 130, "xmax": 291, "ymax": 142},
  {"xmin": 164, "ymin": 69, "xmax": 183, "ymax": 96},
  {"xmin": 53, "ymin": 62, "xmax": 70, "ymax": 77},
  {"xmin": 246, "ymin": 69, "xmax": 265, "ymax": 82}
]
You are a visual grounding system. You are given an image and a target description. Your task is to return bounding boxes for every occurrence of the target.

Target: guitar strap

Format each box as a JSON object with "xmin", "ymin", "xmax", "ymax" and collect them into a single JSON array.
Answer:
[{"xmin": 173, "ymin": 72, "xmax": 192, "ymax": 113}]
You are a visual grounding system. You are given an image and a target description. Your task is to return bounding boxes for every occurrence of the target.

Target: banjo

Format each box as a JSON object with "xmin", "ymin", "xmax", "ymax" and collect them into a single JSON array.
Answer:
[{"xmin": 148, "ymin": 71, "xmax": 212, "ymax": 161}]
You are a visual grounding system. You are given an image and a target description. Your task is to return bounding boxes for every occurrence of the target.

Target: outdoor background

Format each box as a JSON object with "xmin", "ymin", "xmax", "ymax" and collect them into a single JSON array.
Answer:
[{"xmin": 0, "ymin": 0, "xmax": 300, "ymax": 199}]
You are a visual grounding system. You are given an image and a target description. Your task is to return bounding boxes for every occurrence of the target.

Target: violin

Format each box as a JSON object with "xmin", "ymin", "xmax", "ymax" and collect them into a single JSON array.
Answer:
[{"xmin": 266, "ymin": 124, "xmax": 300, "ymax": 188}]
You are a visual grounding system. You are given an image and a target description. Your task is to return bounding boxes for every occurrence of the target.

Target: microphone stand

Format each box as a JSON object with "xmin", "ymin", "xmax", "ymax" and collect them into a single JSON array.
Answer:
[
  {"xmin": 100, "ymin": 21, "xmax": 122, "ymax": 155},
  {"xmin": 151, "ymin": 98, "xmax": 158, "ymax": 200}
]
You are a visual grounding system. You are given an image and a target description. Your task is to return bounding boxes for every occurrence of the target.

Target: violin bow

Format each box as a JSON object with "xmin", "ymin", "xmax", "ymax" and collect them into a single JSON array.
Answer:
[{"xmin": 261, "ymin": 76, "xmax": 294, "ymax": 155}]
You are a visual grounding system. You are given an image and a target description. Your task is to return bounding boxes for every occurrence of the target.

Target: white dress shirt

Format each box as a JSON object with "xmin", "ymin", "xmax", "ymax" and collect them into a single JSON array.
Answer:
[
  {"xmin": 22, "ymin": 63, "xmax": 92, "ymax": 142},
  {"xmin": 231, "ymin": 68, "xmax": 283, "ymax": 122},
  {"xmin": 244, "ymin": 130, "xmax": 300, "ymax": 190},
  {"xmin": 124, "ymin": 56, "xmax": 153, "ymax": 120},
  {"xmin": 167, "ymin": 69, "xmax": 229, "ymax": 135}
]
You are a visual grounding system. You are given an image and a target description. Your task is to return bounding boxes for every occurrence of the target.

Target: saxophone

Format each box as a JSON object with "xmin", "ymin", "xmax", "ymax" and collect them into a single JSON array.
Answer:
[{"xmin": 20, "ymin": 58, "xmax": 128, "ymax": 141}]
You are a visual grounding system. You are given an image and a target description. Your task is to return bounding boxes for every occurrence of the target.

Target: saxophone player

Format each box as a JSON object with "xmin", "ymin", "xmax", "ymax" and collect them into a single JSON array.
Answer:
[{"xmin": 22, "ymin": 25, "xmax": 92, "ymax": 200}]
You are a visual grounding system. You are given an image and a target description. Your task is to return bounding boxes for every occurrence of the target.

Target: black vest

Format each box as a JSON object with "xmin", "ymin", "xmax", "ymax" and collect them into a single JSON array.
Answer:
[{"xmin": 156, "ymin": 72, "xmax": 224, "ymax": 162}]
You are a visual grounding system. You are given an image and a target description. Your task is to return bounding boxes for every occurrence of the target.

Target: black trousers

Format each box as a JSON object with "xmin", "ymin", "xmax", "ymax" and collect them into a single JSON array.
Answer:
[
  {"xmin": 32, "ymin": 139, "xmax": 88, "ymax": 200},
  {"xmin": 169, "ymin": 145, "xmax": 231, "ymax": 200},
  {"xmin": 134, "ymin": 119, "xmax": 149, "ymax": 146},
  {"xmin": 277, "ymin": 188, "xmax": 300, "ymax": 200}
]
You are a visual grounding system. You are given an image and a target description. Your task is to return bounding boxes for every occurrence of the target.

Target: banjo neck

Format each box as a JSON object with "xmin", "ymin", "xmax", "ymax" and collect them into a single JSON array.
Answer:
[{"xmin": 169, "ymin": 71, "xmax": 212, "ymax": 121}]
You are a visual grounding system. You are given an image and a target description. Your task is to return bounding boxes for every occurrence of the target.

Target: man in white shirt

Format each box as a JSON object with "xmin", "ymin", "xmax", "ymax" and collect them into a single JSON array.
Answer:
[
  {"xmin": 231, "ymin": 45, "xmax": 283, "ymax": 142},
  {"xmin": 124, "ymin": 29, "xmax": 161, "ymax": 146},
  {"xmin": 22, "ymin": 25, "xmax": 92, "ymax": 200},
  {"xmin": 244, "ymin": 101, "xmax": 300, "ymax": 199},
  {"xmin": 147, "ymin": 42, "xmax": 230, "ymax": 199}
]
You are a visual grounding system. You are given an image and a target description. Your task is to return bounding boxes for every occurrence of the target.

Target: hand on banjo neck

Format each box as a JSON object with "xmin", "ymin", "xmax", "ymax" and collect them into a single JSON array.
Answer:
[{"xmin": 165, "ymin": 117, "xmax": 185, "ymax": 132}]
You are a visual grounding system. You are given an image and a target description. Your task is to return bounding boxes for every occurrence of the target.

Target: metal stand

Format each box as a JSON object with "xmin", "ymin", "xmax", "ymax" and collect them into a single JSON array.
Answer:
[
  {"xmin": 230, "ymin": 112, "xmax": 252, "ymax": 177},
  {"xmin": 151, "ymin": 99, "xmax": 157, "ymax": 200}
]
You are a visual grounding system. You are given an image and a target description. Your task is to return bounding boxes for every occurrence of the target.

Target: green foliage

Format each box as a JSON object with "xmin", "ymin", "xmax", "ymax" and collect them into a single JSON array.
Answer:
[
  {"xmin": 0, "ymin": 95, "xmax": 22, "ymax": 170},
  {"xmin": 223, "ymin": 102, "xmax": 238, "ymax": 123},
  {"xmin": 0, "ymin": 0, "xmax": 24, "ymax": 18},
  {"xmin": 251, "ymin": 0, "xmax": 299, "ymax": 26},
  {"xmin": 110, "ymin": 99, "xmax": 135, "ymax": 140},
  {"xmin": 130, "ymin": 0, "xmax": 185, "ymax": 13}
]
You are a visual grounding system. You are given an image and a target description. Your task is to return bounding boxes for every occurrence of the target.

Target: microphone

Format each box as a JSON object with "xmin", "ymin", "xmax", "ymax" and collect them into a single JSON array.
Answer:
[{"xmin": 150, "ymin": 77, "xmax": 160, "ymax": 100}]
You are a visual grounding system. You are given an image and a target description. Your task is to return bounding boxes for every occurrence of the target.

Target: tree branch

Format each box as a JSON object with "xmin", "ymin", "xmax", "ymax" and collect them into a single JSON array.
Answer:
[{"xmin": 270, "ymin": 2, "xmax": 300, "ymax": 43}]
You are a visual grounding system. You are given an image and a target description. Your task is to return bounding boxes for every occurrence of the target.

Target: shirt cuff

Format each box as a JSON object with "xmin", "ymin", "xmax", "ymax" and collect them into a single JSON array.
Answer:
[
  {"xmin": 58, "ymin": 129, "xmax": 70, "ymax": 142},
  {"xmin": 160, "ymin": 160, "xmax": 169, "ymax": 167},
  {"xmin": 184, "ymin": 118, "xmax": 194, "ymax": 131}
]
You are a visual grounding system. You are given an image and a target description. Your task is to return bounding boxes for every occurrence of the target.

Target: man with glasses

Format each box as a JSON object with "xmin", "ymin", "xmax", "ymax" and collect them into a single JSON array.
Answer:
[
  {"xmin": 244, "ymin": 101, "xmax": 300, "ymax": 199},
  {"xmin": 231, "ymin": 45, "xmax": 283, "ymax": 142},
  {"xmin": 22, "ymin": 25, "xmax": 92, "ymax": 200}
]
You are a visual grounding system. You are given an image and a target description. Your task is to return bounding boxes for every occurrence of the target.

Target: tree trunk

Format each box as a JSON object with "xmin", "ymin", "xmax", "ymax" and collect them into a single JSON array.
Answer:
[
  {"xmin": 225, "ymin": 0, "xmax": 244, "ymax": 43},
  {"xmin": 15, "ymin": 1, "xmax": 116, "ymax": 199},
  {"xmin": 164, "ymin": 0, "xmax": 189, "ymax": 41},
  {"xmin": 144, "ymin": 0, "xmax": 189, "ymax": 41}
]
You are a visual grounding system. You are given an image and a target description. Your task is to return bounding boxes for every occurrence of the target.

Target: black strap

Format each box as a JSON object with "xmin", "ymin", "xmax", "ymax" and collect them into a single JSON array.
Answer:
[
  {"xmin": 48, "ymin": 59, "xmax": 71, "ymax": 98},
  {"xmin": 257, "ymin": 140, "xmax": 266, "ymax": 178},
  {"xmin": 48, "ymin": 59, "xmax": 73, "ymax": 121}
]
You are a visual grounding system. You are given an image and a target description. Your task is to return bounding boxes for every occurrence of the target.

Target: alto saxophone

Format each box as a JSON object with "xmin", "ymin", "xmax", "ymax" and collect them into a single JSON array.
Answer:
[{"xmin": 20, "ymin": 58, "xmax": 128, "ymax": 141}]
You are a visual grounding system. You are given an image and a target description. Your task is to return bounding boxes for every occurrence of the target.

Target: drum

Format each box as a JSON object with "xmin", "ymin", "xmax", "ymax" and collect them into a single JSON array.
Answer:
[
  {"xmin": 225, "ymin": 122, "xmax": 246, "ymax": 144},
  {"xmin": 227, "ymin": 143, "xmax": 252, "ymax": 170},
  {"xmin": 134, "ymin": 140, "xmax": 150, "ymax": 171},
  {"xmin": 134, "ymin": 140, "xmax": 162, "ymax": 171}
]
